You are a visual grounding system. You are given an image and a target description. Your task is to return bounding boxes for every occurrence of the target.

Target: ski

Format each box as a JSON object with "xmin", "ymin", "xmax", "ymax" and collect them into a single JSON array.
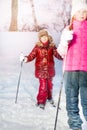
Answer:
[
  {"xmin": 35, "ymin": 103, "xmax": 45, "ymax": 110},
  {"xmin": 51, "ymin": 103, "xmax": 56, "ymax": 107},
  {"xmin": 49, "ymin": 102, "xmax": 56, "ymax": 107},
  {"xmin": 47, "ymin": 99, "xmax": 56, "ymax": 107}
]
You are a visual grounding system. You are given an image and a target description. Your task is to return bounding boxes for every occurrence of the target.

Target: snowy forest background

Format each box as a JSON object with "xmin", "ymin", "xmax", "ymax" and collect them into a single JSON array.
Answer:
[
  {"xmin": 0, "ymin": 0, "xmax": 71, "ymax": 32},
  {"xmin": 0, "ymin": 0, "xmax": 87, "ymax": 130}
]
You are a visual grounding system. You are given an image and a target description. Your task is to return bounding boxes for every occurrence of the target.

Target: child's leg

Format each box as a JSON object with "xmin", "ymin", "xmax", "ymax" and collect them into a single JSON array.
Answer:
[
  {"xmin": 47, "ymin": 78, "xmax": 53, "ymax": 100},
  {"xmin": 64, "ymin": 71, "xmax": 83, "ymax": 130},
  {"xmin": 37, "ymin": 78, "xmax": 48, "ymax": 105},
  {"xmin": 79, "ymin": 71, "xmax": 87, "ymax": 121}
]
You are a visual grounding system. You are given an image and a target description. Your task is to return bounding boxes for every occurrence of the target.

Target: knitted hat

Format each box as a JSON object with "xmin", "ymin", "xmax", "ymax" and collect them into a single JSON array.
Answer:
[
  {"xmin": 38, "ymin": 30, "xmax": 49, "ymax": 39},
  {"xmin": 71, "ymin": 0, "xmax": 87, "ymax": 17}
]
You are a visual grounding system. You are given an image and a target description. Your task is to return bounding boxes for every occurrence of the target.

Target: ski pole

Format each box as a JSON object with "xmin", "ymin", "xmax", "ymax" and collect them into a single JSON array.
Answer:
[
  {"xmin": 15, "ymin": 61, "xmax": 23, "ymax": 103},
  {"xmin": 54, "ymin": 77, "xmax": 63, "ymax": 130}
]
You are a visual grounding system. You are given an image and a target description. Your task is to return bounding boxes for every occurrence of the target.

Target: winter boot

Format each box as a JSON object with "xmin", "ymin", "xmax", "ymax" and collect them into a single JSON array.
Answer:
[
  {"xmin": 48, "ymin": 99, "xmax": 56, "ymax": 107},
  {"xmin": 39, "ymin": 104, "xmax": 45, "ymax": 110},
  {"xmin": 48, "ymin": 98, "xmax": 54, "ymax": 104}
]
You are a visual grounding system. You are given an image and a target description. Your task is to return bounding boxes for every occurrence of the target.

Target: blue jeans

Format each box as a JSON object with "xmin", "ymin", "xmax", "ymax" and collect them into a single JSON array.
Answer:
[{"xmin": 64, "ymin": 71, "xmax": 87, "ymax": 130}]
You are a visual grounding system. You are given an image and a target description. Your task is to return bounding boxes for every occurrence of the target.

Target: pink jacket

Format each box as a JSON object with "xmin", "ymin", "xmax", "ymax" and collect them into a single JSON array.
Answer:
[{"xmin": 64, "ymin": 20, "xmax": 87, "ymax": 71}]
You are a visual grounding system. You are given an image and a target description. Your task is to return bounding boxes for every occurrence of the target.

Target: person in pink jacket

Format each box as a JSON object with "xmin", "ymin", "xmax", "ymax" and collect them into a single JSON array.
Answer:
[
  {"xmin": 58, "ymin": 1, "xmax": 87, "ymax": 130},
  {"xmin": 20, "ymin": 30, "xmax": 62, "ymax": 109}
]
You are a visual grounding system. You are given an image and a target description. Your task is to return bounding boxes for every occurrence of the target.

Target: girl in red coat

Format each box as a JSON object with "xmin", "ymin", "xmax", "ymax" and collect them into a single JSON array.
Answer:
[{"xmin": 20, "ymin": 30, "xmax": 62, "ymax": 109}]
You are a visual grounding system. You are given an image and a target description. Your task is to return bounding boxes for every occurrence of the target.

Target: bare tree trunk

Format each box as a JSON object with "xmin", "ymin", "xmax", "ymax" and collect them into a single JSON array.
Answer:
[
  {"xmin": 29, "ymin": 0, "xmax": 39, "ymax": 31},
  {"xmin": 9, "ymin": 0, "xmax": 18, "ymax": 31}
]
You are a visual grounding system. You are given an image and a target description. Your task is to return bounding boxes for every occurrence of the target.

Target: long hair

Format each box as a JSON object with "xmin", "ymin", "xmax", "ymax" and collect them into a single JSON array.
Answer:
[
  {"xmin": 69, "ymin": 17, "xmax": 74, "ymax": 30},
  {"xmin": 69, "ymin": 12, "xmax": 87, "ymax": 30}
]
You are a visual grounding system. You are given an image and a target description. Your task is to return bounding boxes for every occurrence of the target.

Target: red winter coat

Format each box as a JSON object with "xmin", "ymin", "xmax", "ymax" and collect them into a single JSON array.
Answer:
[{"xmin": 26, "ymin": 42, "xmax": 62, "ymax": 79}]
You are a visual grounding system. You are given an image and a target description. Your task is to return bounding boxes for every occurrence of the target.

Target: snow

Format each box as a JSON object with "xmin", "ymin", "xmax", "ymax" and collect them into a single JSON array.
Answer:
[
  {"xmin": 0, "ymin": 0, "xmax": 71, "ymax": 31},
  {"xmin": 0, "ymin": 32, "xmax": 87, "ymax": 130},
  {"xmin": 0, "ymin": 0, "xmax": 11, "ymax": 31},
  {"xmin": 0, "ymin": 0, "xmax": 87, "ymax": 129}
]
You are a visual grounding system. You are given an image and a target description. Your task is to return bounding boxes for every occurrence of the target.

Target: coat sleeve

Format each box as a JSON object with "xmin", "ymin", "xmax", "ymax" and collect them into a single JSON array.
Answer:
[
  {"xmin": 26, "ymin": 45, "xmax": 37, "ymax": 62},
  {"xmin": 53, "ymin": 45, "xmax": 63, "ymax": 60}
]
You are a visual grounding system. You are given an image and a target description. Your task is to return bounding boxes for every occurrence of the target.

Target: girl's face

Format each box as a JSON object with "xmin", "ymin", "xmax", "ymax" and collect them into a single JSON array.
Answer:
[
  {"xmin": 74, "ymin": 9, "xmax": 87, "ymax": 21},
  {"xmin": 40, "ymin": 35, "xmax": 48, "ymax": 43}
]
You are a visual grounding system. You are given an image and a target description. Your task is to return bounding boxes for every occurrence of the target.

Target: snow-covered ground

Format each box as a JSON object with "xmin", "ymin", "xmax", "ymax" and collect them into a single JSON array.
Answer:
[
  {"xmin": 0, "ymin": 57, "xmax": 69, "ymax": 130},
  {"xmin": 0, "ymin": 32, "xmax": 87, "ymax": 130}
]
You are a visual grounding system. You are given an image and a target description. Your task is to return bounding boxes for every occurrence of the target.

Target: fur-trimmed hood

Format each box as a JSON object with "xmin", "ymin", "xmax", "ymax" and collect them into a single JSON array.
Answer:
[
  {"xmin": 36, "ymin": 41, "xmax": 55, "ymax": 47},
  {"xmin": 37, "ymin": 30, "xmax": 55, "ymax": 47}
]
